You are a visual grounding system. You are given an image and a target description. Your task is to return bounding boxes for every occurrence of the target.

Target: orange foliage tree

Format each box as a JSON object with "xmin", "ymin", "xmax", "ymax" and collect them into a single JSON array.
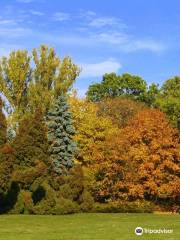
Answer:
[{"xmin": 93, "ymin": 109, "xmax": 180, "ymax": 205}]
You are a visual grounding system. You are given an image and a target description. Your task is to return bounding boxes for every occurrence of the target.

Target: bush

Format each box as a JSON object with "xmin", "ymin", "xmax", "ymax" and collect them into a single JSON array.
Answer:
[
  {"xmin": 54, "ymin": 198, "xmax": 80, "ymax": 214},
  {"xmin": 10, "ymin": 190, "xmax": 33, "ymax": 214},
  {"xmin": 80, "ymin": 191, "xmax": 94, "ymax": 212},
  {"xmin": 32, "ymin": 182, "xmax": 56, "ymax": 215}
]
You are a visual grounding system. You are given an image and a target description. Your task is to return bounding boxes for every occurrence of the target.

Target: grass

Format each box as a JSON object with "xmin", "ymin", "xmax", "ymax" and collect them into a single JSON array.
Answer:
[{"xmin": 0, "ymin": 213, "xmax": 179, "ymax": 240}]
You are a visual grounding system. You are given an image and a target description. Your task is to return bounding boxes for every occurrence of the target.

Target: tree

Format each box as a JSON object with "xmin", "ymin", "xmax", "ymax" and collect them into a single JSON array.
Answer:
[
  {"xmin": 28, "ymin": 45, "xmax": 80, "ymax": 113},
  {"xmin": 0, "ymin": 45, "xmax": 80, "ymax": 124},
  {"xmin": 86, "ymin": 73, "xmax": 147, "ymax": 102},
  {"xmin": 12, "ymin": 109, "xmax": 49, "ymax": 192},
  {"xmin": 93, "ymin": 109, "xmax": 180, "ymax": 205},
  {"xmin": 0, "ymin": 144, "xmax": 15, "ymax": 194},
  {"xmin": 97, "ymin": 97, "xmax": 145, "ymax": 128},
  {"xmin": 0, "ymin": 50, "xmax": 31, "ymax": 117},
  {"xmin": 13, "ymin": 109, "xmax": 49, "ymax": 167},
  {"xmin": 0, "ymin": 97, "xmax": 7, "ymax": 146},
  {"xmin": 69, "ymin": 94, "xmax": 118, "ymax": 166},
  {"xmin": 156, "ymin": 76, "xmax": 180, "ymax": 128},
  {"xmin": 47, "ymin": 95, "xmax": 76, "ymax": 175},
  {"xmin": 143, "ymin": 83, "xmax": 160, "ymax": 107}
]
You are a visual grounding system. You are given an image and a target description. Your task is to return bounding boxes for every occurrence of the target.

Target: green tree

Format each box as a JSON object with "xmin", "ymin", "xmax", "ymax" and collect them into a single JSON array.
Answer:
[
  {"xmin": 13, "ymin": 109, "xmax": 49, "ymax": 167},
  {"xmin": 143, "ymin": 83, "xmax": 160, "ymax": 107},
  {"xmin": 47, "ymin": 95, "xmax": 76, "ymax": 175},
  {"xmin": 0, "ymin": 144, "xmax": 15, "ymax": 195},
  {"xmin": 12, "ymin": 109, "xmax": 49, "ymax": 192},
  {"xmin": 156, "ymin": 76, "xmax": 180, "ymax": 128},
  {"xmin": 86, "ymin": 73, "xmax": 147, "ymax": 102}
]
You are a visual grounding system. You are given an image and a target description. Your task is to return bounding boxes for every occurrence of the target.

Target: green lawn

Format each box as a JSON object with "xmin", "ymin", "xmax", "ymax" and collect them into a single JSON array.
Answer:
[{"xmin": 0, "ymin": 213, "xmax": 179, "ymax": 240}]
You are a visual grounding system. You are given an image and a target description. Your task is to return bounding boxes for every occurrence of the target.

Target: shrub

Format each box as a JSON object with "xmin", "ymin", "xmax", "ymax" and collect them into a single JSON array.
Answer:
[
  {"xmin": 54, "ymin": 198, "xmax": 80, "ymax": 214},
  {"xmin": 80, "ymin": 190, "xmax": 94, "ymax": 212},
  {"xmin": 10, "ymin": 190, "xmax": 33, "ymax": 214}
]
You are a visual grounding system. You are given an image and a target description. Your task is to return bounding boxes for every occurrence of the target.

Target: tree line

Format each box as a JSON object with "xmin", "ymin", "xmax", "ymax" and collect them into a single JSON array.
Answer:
[{"xmin": 0, "ymin": 45, "xmax": 179, "ymax": 214}]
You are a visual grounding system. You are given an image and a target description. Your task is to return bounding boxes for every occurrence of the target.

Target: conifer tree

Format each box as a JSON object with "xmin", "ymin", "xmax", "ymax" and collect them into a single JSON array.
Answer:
[
  {"xmin": 13, "ymin": 109, "xmax": 49, "ymax": 188},
  {"xmin": 0, "ymin": 98, "xmax": 14, "ymax": 199},
  {"xmin": 13, "ymin": 109, "xmax": 49, "ymax": 166},
  {"xmin": 47, "ymin": 95, "xmax": 76, "ymax": 175},
  {"xmin": 0, "ymin": 97, "xmax": 7, "ymax": 147}
]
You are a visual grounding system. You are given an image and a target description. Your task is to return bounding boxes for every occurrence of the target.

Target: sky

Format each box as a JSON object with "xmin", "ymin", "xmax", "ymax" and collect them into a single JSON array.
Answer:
[{"xmin": 0, "ymin": 0, "xmax": 180, "ymax": 96}]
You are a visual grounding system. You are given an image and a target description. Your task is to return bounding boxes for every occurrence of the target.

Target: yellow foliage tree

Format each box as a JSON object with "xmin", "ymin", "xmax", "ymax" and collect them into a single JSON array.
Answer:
[
  {"xmin": 69, "ymin": 94, "xmax": 119, "ymax": 167},
  {"xmin": 0, "ymin": 45, "xmax": 80, "ymax": 124}
]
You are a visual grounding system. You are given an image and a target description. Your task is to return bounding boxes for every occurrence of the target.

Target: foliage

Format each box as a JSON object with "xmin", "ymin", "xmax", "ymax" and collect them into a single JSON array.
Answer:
[
  {"xmin": 28, "ymin": 45, "xmax": 80, "ymax": 113},
  {"xmin": 69, "ymin": 94, "xmax": 118, "ymax": 166},
  {"xmin": 54, "ymin": 198, "xmax": 80, "ymax": 214},
  {"xmin": 0, "ymin": 45, "xmax": 80, "ymax": 125},
  {"xmin": 143, "ymin": 83, "xmax": 160, "ymax": 107},
  {"xmin": 10, "ymin": 190, "xmax": 33, "ymax": 214},
  {"xmin": 93, "ymin": 109, "xmax": 180, "ymax": 204},
  {"xmin": 0, "ymin": 51, "xmax": 31, "ymax": 117},
  {"xmin": 97, "ymin": 97, "xmax": 145, "ymax": 127},
  {"xmin": 156, "ymin": 76, "xmax": 180, "ymax": 128},
  {"xmin": 13, "ymin": 109, "xmax": 49, "ymax": 168},
  {"xmin": 86, "ymin": 73, "xmax": 147, "ymax": 102},
  {"xmin": 0, "ymin": 144, "xmax": 15, "ymax": 194},
  {"xmin": 47, "ymin": 95, "xmax": 76, "ymax": 175},
  {"xmin": 0, "ymin": 46, "xmax": 179, "ymax": 214}
]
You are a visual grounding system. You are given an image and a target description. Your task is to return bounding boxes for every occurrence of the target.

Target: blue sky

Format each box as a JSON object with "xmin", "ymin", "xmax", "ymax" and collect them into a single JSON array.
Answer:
[{"xmin": 0, "ymin": 0, "xmax": 180, "ymax": 96}]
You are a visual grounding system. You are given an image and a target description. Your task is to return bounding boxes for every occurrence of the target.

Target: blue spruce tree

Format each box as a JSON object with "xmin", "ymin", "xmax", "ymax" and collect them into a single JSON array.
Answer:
[{"xmin": 47, "ymin": 95, "xmax": 76, "ymax": 175}]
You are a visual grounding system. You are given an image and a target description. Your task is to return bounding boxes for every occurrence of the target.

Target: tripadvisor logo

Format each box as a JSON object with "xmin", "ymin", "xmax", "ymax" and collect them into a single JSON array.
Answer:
[
  {"xmin": 135, "ymin": 226, "xmax": 173, "ymax": 236},
  {"xmin": 135, "ymin": 227, "xmax": 143, "ymax": 236}
]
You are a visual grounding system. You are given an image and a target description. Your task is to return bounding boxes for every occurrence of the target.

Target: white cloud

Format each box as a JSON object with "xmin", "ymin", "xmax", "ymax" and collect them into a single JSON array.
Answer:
[
  {"xmin": 78, "ymin": 10, "xmax": 96, "ymax": 20},
  {"xmin": 90, "ymin": 31, "xmax": 165, "ymax": 53},
  {"xmin": 52, "ymin": 12, "xmax": 70, "ymax": 21},
  {"xmin": 79, "ymin": 59, "xmax": 122, "ymax": 78},
  {"xmin": 0, "ymin": 26, "xmax": 31, "ymax": 38},
  {"xmin": 128, "ymin": 40, "xmax": 166, "ymax": 52},
  {"xmin": 89, "ymin": 17, "xmax": 121, "ymax": 28},
  {"xmin": 29, "ymin": 10, "xmax": 44, "ymax": 16},
  {"xmin": 96, "ymin": 32, "xmax": 128, "ymax": 44},
  {"xmin": 131, "ymin": 40, "xmax": 164, "ymax": 52},
  {"xmin": 0, "ymin": 19, "xmax": 17, "ymax": 25}
]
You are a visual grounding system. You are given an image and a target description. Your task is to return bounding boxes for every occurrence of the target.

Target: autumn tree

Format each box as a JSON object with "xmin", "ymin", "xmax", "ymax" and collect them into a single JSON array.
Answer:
[
  {"xmin": 0, "ymin": 45, "xmax": 80, "ymax": 124},
  {"xmin": 97, "ymin": 97, "xmax": 145, "ymax": 128},
  {"xmin": 28, "ymin": 45, "xmax": 80, "ymax": 113},
  {"xmin": 93, "ymin": 109, "xmax": 180, "ymax": 205},
  {"xmin": 69, "ymin": 94, "xmax": 118, "ymax": 167},
  {"xmin": 0, "ymin": 51, "xmax": 31, "ymax": 117}
]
